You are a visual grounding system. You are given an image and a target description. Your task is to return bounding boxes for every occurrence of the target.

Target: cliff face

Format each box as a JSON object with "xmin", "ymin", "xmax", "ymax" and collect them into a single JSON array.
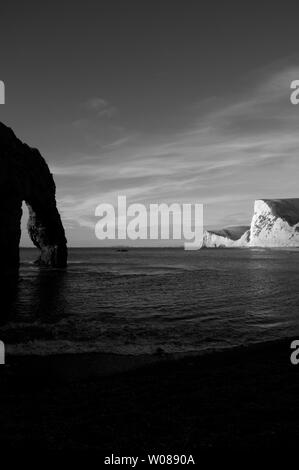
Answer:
[
  {"xmin": 203, "ymin": 226, "xmax": 250, "ymax": 248},
  {"xmin": 203, "ymin": 199, "xmax": 299, "ymax": 248},
  {"xmin": 0, "ymin": 122, "xmax": 67, "ymax": 270},
  {"xmin": 249, "ymin": 199, "xmax": 299, "ymax": 247}
]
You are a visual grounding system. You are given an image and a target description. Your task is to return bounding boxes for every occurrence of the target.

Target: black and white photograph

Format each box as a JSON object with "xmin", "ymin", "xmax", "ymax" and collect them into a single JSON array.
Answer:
[{"xmin": 1, "ymin": 0, "xmax": 299, "ymax": 459}]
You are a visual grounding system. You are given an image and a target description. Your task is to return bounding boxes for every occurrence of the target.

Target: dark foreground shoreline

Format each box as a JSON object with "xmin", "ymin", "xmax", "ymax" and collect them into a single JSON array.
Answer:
[{"xmin": 1, "ymin": 338, "xmax": 299, "ymax": 452}]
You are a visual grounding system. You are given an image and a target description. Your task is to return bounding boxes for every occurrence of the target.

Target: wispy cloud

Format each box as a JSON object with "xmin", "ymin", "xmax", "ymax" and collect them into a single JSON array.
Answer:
[
  {"xmin": 84, "ymin": 97, "xmax": 118, "ymax": 119},
  {"xmin": 21, "ymin": 63, "xmax": 299, "ymax": 245}
]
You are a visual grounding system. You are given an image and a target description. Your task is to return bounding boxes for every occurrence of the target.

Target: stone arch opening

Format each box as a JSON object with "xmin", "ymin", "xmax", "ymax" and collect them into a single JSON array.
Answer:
[{"xmin": 0, "ymin": 122, "xmax": 67, "ymax": 271}]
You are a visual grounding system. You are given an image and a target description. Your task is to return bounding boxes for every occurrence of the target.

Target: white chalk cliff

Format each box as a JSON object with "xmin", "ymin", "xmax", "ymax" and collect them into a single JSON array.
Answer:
[{"xmin": 203, "ymin": 199, "xmax": 299, "ymax": 248}]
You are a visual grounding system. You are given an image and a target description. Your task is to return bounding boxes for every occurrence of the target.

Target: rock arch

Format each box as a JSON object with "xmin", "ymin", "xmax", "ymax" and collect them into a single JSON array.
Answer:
[{"xmin": 0, "ymin": 122, "xmax": 67, "ymax": 271}]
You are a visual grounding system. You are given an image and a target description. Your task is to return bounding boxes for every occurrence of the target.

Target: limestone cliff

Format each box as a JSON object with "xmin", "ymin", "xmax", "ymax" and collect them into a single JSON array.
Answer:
[
  {"xmin": 203, "ymin": 199, "xmax": 299, "ymax": 248},
  {"xmin": 203, "ymin": 226, "xmax": 250, "ymax": 248},
  {"xmin": 0, "ymin": 122, "xmax": 67, "ymax": 269},
  {"xmin": 249, "ymin": 199, "xmax": 299, "ymax": 247}
]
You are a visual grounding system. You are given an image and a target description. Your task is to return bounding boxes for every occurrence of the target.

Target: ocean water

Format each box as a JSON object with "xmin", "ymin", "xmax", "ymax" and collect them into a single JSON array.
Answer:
[{"xmin": 1, "ymin": 247, "xmax": 299, "ymax": 356}]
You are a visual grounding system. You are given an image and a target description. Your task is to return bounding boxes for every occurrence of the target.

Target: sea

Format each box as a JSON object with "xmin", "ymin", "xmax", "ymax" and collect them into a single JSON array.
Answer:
[{"xmin": 1, "ymin": 247, "xmax": 299, "ymax": 356}]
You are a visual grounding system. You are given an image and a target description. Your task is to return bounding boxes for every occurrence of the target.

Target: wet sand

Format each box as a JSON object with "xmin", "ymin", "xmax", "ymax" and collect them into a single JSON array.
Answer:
[{"xmin": 1, "ymin": 338, "xmax": 299, "ymax": 452}]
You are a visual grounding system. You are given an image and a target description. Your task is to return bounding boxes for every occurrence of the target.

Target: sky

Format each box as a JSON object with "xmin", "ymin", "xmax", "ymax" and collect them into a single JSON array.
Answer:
[{"xmin": 1, "ymin": 1, "xmax": 299, "ymax": 246}]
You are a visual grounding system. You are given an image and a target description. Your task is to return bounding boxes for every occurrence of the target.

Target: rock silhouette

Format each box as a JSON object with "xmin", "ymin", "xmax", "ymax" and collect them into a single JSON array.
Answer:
[{"xmin": 0, "ymin": 122, "xmax": 67, "ymax": 271}]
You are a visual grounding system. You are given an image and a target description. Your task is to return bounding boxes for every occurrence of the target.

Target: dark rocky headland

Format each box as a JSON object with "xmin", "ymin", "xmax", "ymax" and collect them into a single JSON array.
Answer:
[{"xmin": 0, "ymin": 122, "xmax": 67, "ymax": 272}]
